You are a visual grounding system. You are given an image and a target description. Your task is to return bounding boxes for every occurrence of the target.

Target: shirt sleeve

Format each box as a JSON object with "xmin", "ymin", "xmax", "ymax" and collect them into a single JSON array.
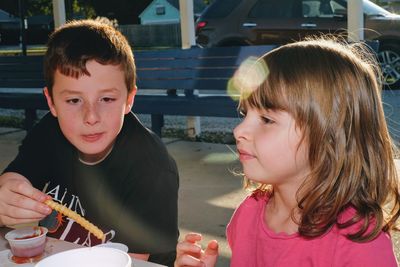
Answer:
[
  {"xmin": 3, "ymin": 113, "xmax": 55, "ymax": 187},
  {"xmin": 333, "ymin": 231, "xmax": 398, "ymax": 266}
]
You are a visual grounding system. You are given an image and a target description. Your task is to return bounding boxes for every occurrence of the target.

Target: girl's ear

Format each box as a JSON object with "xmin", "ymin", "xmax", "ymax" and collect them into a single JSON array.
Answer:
[
  {"xmin": 125, "ymin": 86, "xmax": 137, "ymax": 114},
  {"xmin": 43, "ymin": 87, "xmax": 58, "ymax": 117}
]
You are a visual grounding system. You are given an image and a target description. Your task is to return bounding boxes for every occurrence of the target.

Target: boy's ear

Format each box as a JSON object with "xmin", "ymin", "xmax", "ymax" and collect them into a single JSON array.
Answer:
[
  {"xmin": 43, "ymin": 87, "xmax": 58, "ymax": 117},
  {"xmin": 125, "ymin": 86, "xmax": 137, "ymax": 114}
]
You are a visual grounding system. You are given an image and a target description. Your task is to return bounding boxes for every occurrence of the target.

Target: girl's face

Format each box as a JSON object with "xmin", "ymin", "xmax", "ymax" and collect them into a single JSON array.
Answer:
[
  {"xmin": 234, "ymin": 107, "xmax": 310, "ymax": 188},
  {"xmin": 44, "ymin": 60, "xmax": 136, "ymax": 163}
]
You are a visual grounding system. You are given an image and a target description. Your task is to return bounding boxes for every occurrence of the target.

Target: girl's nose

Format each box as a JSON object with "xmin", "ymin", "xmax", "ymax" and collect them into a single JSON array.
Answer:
[
  {"xmin": 233, "ymin": 120, "xmax": 249, "ymax": 141},
  {"xmin": 84, "ymin": 103, "xmax": 100, "ymax": 125}
]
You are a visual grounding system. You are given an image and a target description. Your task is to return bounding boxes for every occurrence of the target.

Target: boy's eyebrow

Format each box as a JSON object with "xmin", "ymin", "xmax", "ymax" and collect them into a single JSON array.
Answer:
[{"xmin": 59, "ymin": 88, "xmax": 120, "ymax": 95}]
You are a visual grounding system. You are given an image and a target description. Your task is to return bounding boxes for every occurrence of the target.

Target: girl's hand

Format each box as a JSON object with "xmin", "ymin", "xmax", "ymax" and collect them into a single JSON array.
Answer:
[
  {"xmin": 175, "ymin": 233, "xmax": 219, "ymax": 267},
  {"xmin": 0, "ymin": 172, "xmax": 52, "ymax": 226}
]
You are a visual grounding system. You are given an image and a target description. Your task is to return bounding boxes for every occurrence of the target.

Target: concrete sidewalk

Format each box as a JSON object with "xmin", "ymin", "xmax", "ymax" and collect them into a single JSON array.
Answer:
[{"xmin": 0, "ymin": 127, "xmax": 399, "ymax": 266}]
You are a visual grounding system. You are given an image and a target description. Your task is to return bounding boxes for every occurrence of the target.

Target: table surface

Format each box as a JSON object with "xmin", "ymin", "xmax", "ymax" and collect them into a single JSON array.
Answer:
[{"xmin": 0, "ymin": 227, "xmax": 166, "ymax": 267}]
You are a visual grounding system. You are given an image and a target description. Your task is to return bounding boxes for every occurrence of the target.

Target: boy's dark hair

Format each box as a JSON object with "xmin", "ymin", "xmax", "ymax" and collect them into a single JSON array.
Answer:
[{"xmin": 44, "ymin": 19, "xmax": 136, "ymax": 96}]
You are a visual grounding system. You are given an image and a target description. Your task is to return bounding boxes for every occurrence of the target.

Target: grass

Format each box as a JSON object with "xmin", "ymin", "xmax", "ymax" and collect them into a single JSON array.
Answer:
[
  {"xmin": 0, "ymin": 47, "xmax": 46, "ymax": 56},
  {"xmin": 0, "ymin": 116, "xmax": 25, "ymax": 129}
]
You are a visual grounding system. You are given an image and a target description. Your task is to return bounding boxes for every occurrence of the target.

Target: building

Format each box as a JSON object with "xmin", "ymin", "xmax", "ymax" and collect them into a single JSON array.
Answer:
[
  {"xmin": 0, "ymin": 8, "xmax": 19, "ymax": 44},
  {"xmin": 139, "ymin": 0, "xmax": 206, "ymax": 25}
]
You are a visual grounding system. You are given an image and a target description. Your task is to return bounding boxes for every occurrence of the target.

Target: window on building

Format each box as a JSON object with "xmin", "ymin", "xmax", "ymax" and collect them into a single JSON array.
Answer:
[{"xmin": 156, "ymin": 5, "xmax": 166, "ymax": 15}]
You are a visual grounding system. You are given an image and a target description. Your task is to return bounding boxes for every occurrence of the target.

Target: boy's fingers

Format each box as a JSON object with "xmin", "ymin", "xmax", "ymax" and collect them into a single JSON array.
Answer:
[
  {"xmin": 7, "ymin": 180, "xmax": 52, "ymax": 214},
  {"xmin": 10, "ymin": 180, "xmax": 48, "ymax": 203},
  {"xmin": 0, "ymin": 213, "xmax": 45, "ymax": 226},
  {"xmin": 8, "ymin": 194, "xmax": 51, "ymax": 215}
]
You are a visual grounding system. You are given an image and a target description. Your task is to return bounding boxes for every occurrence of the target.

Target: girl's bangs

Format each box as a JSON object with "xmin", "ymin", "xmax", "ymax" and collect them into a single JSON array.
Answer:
[{"xmin": 239, "ymin": 66, "xmax": 290, "ymax": 113}]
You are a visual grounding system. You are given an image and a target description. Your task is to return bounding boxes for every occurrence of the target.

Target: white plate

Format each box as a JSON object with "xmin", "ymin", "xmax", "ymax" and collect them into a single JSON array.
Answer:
[
  {"xmin": 35, "ymin": 247, "xmax": 131, "ymax": 267},
  {"xmin": 95, "ymin": 242, "xmax": 129, "ymax": 253},
  {"xmin": 0, "ymin": 249, "xmax": 137, "ymax": 267}
]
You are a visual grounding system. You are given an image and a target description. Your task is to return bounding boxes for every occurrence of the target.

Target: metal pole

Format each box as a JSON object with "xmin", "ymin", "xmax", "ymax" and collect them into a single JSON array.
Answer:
[
  {"xmin": 179, "ymin": 0, "xmax": 196, "ymax": 49},
  {"xmin": 52, "ymin": 0, "xmax": 66, "ymax": 29},
  {"xmin": 347, "ymin": 0, "xmax": 364, "ymax": 42},
  {"xmin": 18, "ymin": 0, "xmax": 27, "ymax": 56},
  {"xmin": 179, "ymin": 0, "xmax": 201, "ymax": 138}
]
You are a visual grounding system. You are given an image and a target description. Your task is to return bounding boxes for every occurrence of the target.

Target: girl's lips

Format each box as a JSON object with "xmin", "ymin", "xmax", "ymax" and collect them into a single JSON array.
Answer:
[
  {"xmin": 237, "ymin": 149, "xmax": 255, "ymax": 161},
  {"xmin": 82, "ymin": 133, "xmax": 103, "ymax": 142}
]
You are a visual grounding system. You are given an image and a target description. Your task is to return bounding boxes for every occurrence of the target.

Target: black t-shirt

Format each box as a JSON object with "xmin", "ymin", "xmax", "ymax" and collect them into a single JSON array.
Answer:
[{"xmin": 4, "ymin": 112, "xmax": 179, "ymax": 266}]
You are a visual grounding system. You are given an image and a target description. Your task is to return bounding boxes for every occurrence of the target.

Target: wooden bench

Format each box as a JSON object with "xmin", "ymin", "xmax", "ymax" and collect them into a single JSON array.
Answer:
[{"xmin": 0, "ymin": 45, "xmax": 277, "ymax": 136}]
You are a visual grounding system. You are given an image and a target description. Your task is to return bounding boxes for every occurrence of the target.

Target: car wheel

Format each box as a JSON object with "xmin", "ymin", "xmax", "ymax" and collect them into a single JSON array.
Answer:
[{"xmin": 377, "ymin": 43, "xmax": 400, "ymax": 89}]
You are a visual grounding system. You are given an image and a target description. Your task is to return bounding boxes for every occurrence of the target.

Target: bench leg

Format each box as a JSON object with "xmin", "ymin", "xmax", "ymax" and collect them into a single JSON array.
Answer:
[
  {"xmin": 24, "ymin": 109, "xmax": 37, "ymax": 131},
  {"xmin": 151, "ymin": 114, "xmax": 164, "ymax": 137},
  {"xmin": 187, "ymin": 117, "xmax": 201, "ymax": 138}
]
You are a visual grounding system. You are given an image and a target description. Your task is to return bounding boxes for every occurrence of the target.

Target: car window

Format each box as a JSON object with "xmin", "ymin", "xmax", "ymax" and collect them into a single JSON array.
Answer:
[
  {"xmin": 248, "ymin": 0, "xmax": 300, "ymax": 18},
  {"xmin": 302, "ymin": 0, "xmax": 392, "ymax": 19},
  {"xmin": 302, "ymin": 0, "xmax": 346, "ymax": 18},
  {"xmin": 363, "ymin": 0, "xmax": 391, "ymax": 16},
  {"xmin": 201, "ymin": 0, "xmax": 243, "ymax": 18}
]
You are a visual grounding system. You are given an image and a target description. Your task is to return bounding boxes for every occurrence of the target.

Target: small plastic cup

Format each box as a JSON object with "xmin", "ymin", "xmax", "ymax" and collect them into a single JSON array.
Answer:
[{"xmin": 5, "ymin": 226, "xmax": 48, "ymax": 258}]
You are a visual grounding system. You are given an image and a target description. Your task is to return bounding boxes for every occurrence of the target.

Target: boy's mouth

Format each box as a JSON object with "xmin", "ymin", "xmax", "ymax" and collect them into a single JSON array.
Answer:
[{"xmin": 82, "ymin": 133, "xmax": 104, "ymax": 142}]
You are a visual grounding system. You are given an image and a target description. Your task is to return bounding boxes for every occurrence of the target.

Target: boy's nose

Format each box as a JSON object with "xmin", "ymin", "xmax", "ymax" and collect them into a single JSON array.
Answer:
[{"xmin": 84, "ymin": 103, "xmax": 100, "ymax": 125}]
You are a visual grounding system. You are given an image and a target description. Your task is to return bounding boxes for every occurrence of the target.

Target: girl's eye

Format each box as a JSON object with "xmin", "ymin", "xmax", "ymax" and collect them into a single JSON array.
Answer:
[
  {"xmin": 66, "ymin": 98, "xmax": 80, "ymax": 104},
  {"xmin": 238, "ymin": 109, "xmax": 247, "ymax": 118},
  {"xmin": 261, "ymin": 116, "xmax": 275, "ymax": 124}
]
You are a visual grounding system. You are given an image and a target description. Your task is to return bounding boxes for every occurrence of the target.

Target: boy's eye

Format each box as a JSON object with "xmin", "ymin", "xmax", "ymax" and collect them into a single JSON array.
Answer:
[
  {"xmin": 101, "ymin": 97, "xmax": 116, "ymax": 103},
  {"xmin": 66, "ymin": 98, "xmax": 81, "ymax": 104}
]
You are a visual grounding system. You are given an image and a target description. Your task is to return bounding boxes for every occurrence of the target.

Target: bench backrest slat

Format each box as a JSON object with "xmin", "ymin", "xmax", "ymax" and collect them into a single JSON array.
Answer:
[{"xmin": 0, "ymin": 45, "xmax": 277, "ymax": 91}]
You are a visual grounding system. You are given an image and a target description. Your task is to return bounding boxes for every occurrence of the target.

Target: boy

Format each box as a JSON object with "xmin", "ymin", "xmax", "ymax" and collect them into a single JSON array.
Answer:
[{"xmin": 0, "ymin": 19, "xmax": 179, "ymax": 266}]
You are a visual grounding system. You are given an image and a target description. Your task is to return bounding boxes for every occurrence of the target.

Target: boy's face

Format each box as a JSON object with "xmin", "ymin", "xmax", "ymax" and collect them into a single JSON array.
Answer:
[{"xmin": 44, "ymin": 60, "xmax": 136, "ymax": 163}]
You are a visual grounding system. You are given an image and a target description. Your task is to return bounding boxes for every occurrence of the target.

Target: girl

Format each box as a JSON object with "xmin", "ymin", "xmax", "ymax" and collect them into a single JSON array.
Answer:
[{"xmin": 175, "ymin": 38, "xmax": 400, "ymax": 266}]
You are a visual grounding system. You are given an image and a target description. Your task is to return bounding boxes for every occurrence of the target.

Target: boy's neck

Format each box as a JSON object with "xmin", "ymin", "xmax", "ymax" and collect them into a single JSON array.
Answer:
[{"xmin": 78, "ymin": 144, "xmax": 115, "ymax": 165}]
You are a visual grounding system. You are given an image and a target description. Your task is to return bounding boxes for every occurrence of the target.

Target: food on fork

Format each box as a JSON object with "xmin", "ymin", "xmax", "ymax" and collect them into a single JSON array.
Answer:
[{"xmin": 44, "ymin": 199, "xmax": 105, "ymax": 241}]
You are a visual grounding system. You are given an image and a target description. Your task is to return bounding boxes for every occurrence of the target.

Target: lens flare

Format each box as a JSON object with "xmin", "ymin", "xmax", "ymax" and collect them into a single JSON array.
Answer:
[{"xmin": 227, "ymin": 56, "xmax": 269, "ymax": 101}]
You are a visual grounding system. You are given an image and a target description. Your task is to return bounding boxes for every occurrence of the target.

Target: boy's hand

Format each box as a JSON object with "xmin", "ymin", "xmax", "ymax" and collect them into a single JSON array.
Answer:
[
  {"xmin": 175, "ymin": 233, "xmax": 219, "ymax": 267},
  {"xmin": 0, "ymin": 172, "xmax": 52, "ymax": 226}
]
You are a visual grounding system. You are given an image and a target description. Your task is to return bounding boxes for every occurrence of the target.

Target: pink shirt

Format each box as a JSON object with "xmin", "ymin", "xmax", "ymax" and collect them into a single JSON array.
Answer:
[{"xmin": 227, "ymin": 194, "xmax": 398, "ymax": 267}]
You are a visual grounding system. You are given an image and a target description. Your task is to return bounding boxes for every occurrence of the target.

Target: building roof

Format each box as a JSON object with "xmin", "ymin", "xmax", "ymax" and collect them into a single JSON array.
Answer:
[{"xmin": 0, "ymin": 9, "xmax": 19, "ymax": 22}]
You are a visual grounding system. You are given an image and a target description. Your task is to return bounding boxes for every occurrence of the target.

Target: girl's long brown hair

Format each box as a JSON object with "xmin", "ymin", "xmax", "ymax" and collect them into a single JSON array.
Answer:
[{"xmin": 240, "ymin": 38, "xmax": 400, "ymax": 242}]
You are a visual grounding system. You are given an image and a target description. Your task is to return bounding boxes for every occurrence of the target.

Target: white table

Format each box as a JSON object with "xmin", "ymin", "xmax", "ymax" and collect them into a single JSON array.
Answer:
[{"xmin": 0, "ymin": 227, "xmax": 166, "ymax": 267}]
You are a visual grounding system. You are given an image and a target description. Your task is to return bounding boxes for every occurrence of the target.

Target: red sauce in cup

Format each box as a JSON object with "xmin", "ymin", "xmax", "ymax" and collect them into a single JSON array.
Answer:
[
  {"xmin": 11, "ymin": 253, "xmax": 44, "ymax": 264},
  {"xmin": 14, "ymin": 227, "xmax": 44, "ymax": 240}
]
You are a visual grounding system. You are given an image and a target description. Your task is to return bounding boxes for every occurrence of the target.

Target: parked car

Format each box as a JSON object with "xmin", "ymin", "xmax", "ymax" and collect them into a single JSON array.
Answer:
[{"xmin": 196, "ymin": 0, "xmax": 400, "ymax": 88}]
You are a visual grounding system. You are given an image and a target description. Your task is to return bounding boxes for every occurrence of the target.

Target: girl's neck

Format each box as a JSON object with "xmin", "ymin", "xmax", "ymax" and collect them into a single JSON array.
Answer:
[{"xmin": 264, "ymin": 190, "xmax": 301, "ymax": 235}]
